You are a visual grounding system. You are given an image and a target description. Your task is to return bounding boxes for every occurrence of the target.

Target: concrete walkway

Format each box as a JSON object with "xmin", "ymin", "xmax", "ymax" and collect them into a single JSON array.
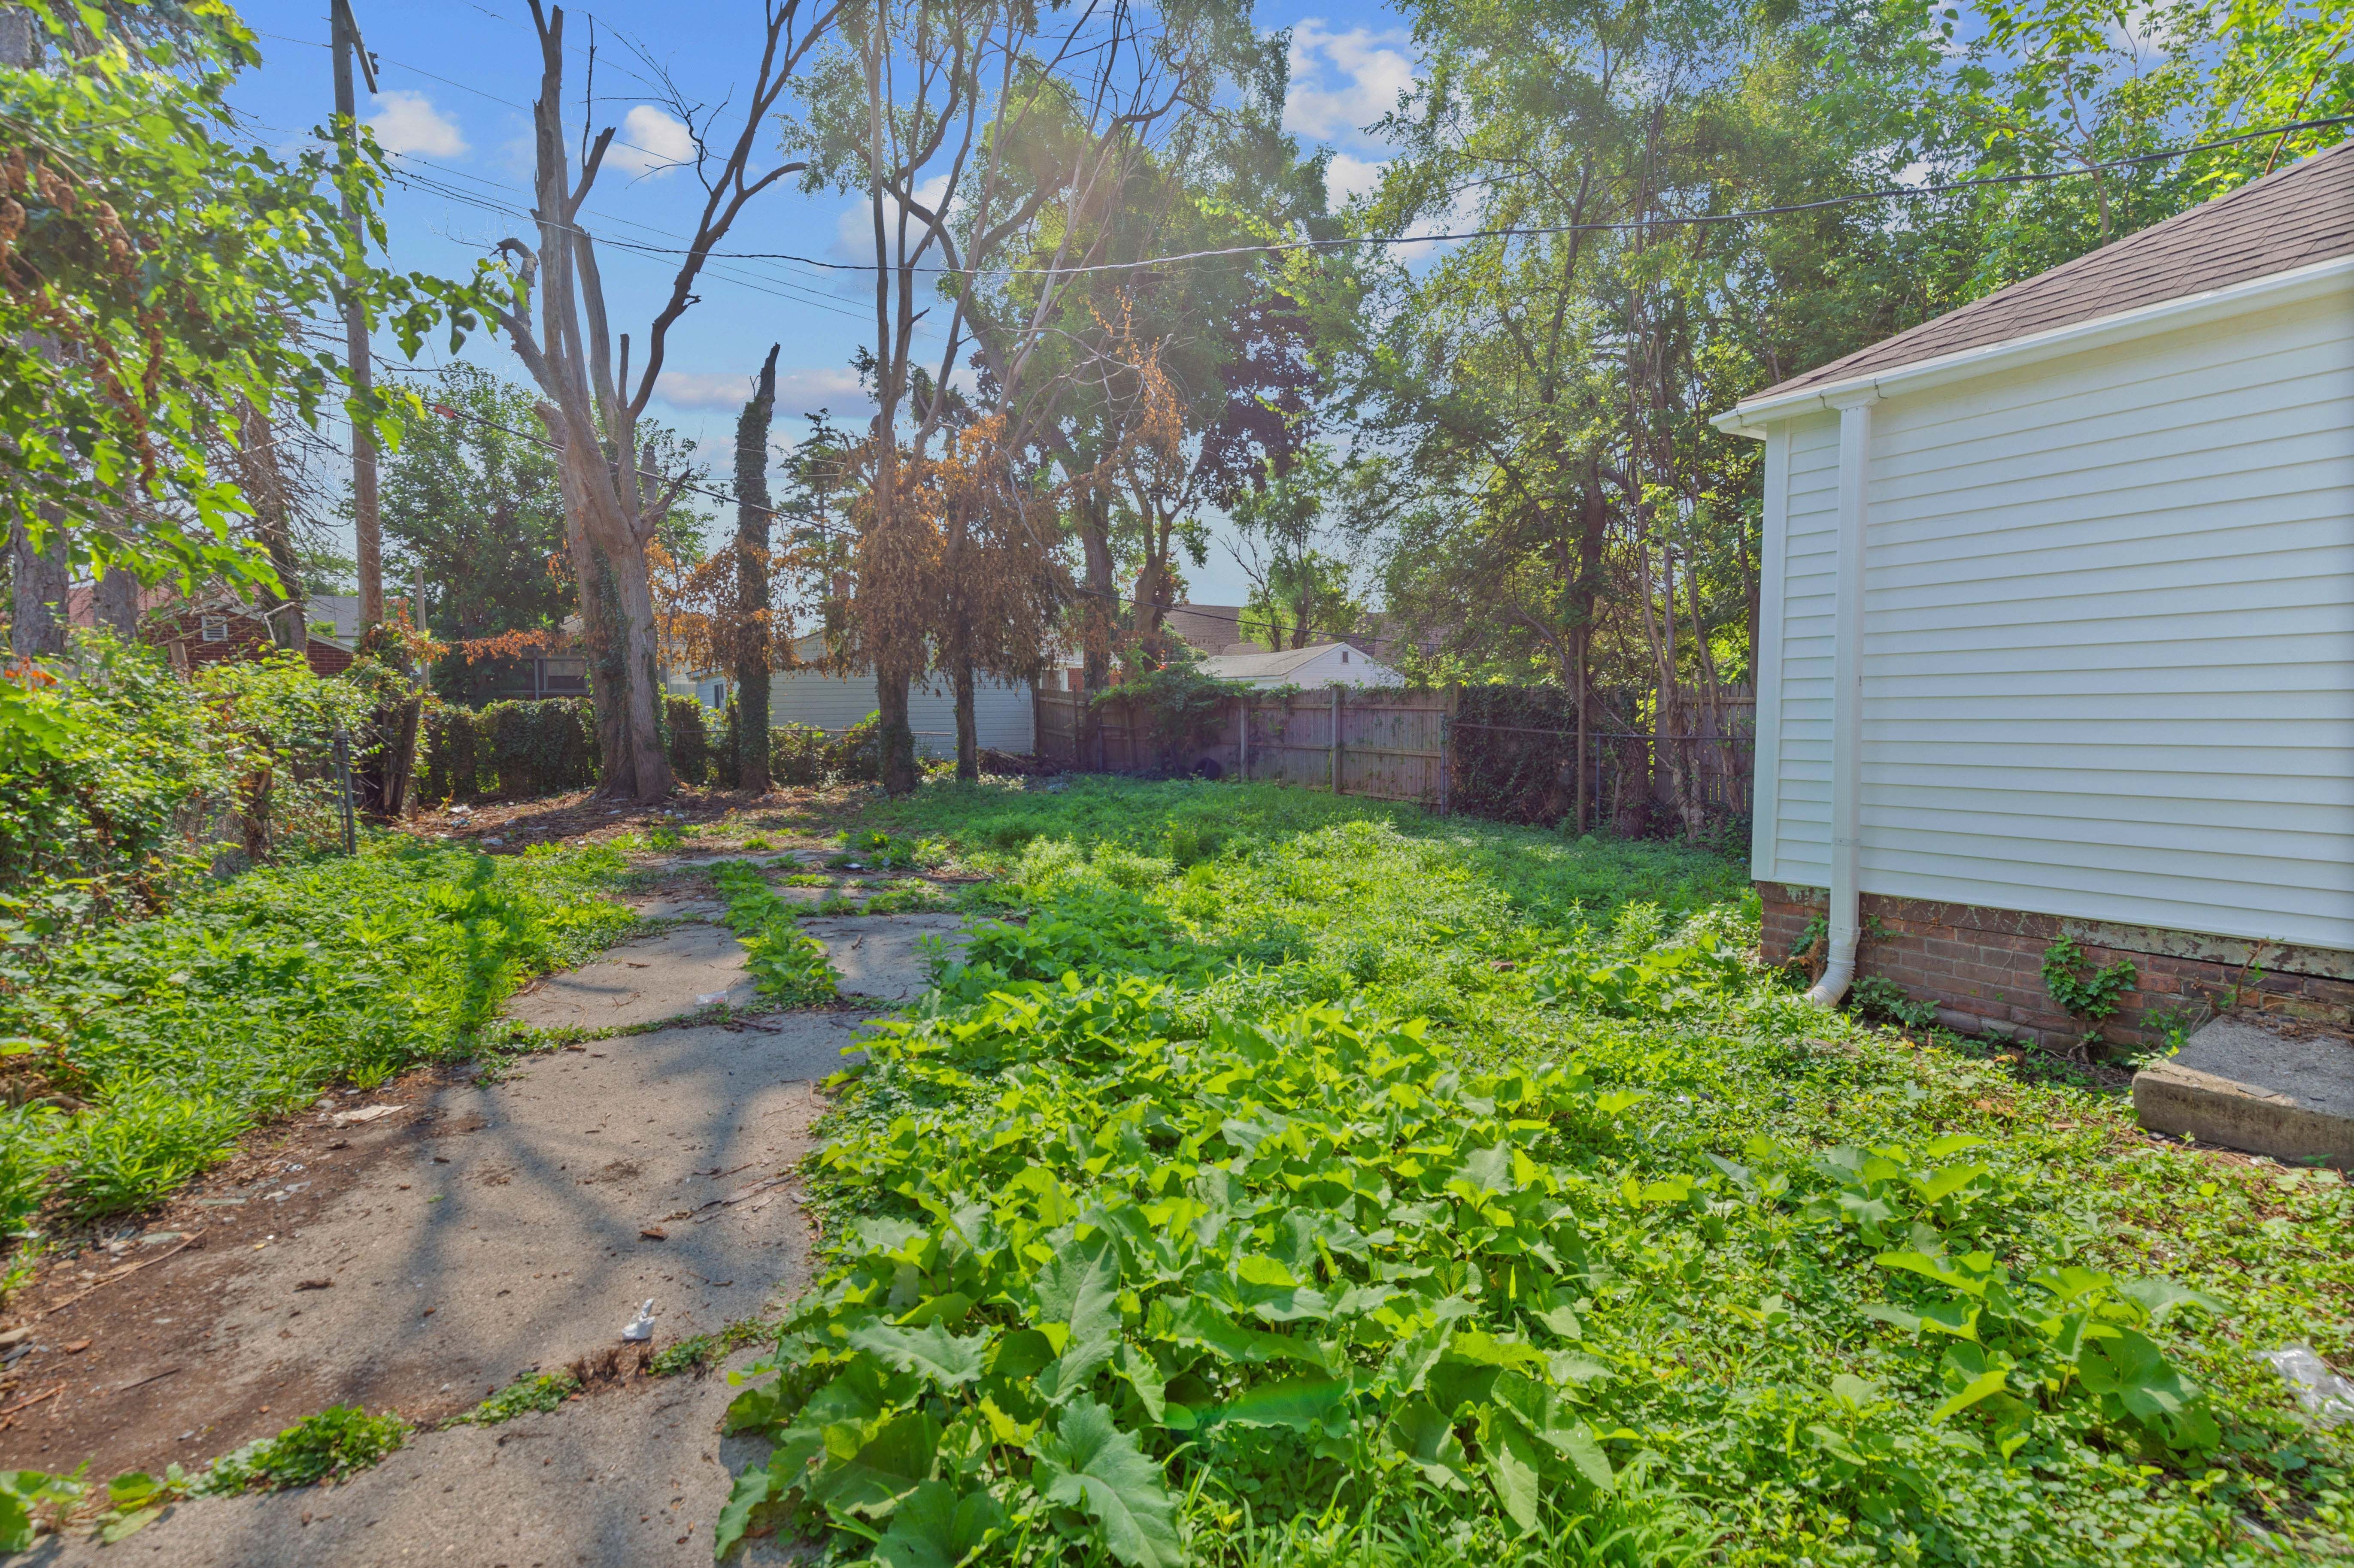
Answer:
[{"xmin": 21, "ymin": 860, "xmax": 970, "ymax": 1565}]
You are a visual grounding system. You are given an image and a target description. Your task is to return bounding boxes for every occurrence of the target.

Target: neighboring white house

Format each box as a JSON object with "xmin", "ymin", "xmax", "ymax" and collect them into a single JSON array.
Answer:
[
  {"xmin": 1198, "ymin": 642, "xmax": 1403, "ymax": 690},
  {"xmin": 1712, "ymin": 142, "xmax": 2354, "ymax": 1042},
  {"xmin": 733, "ymin": 635, "xmax": 1035, "ymax": 757}
]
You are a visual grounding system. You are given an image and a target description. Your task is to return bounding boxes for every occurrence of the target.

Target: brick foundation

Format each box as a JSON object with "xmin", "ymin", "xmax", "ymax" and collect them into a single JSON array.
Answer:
[{"xmin": 1757, "ymin": 883, "xmax": 2354, "ymax": 1050}]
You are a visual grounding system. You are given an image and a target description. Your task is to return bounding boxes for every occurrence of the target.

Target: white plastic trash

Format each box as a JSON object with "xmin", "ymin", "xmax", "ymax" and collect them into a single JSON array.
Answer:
[
  {"xmin": 622, "ymin": 1298, "xmax": 656, "ymax": 1342},
  {"xmin": 2262, "ymin": 1345, "xmax": 2354, "ymax": 1427}
]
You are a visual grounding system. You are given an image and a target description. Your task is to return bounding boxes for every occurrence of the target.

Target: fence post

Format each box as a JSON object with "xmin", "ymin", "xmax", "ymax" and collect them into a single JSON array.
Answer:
[
  {"xmin": 1431, "ymin": 678, "xmax": 1450, "ymax": 810},
  {"xmin": 331, "ymin": 726, "xmax": 356, "ymax": 854},
  {"xmin": 1329, "ymin": 684, "xmax": 1342, "ymax": 795},
  {"xmin": 1237, "ymin": 695, "xmax": 1249, "ymax": 781}
]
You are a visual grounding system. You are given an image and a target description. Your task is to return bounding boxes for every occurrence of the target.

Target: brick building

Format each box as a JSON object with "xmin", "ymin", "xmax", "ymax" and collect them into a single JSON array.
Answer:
[{"xmin": 68, "ymin": 586, "xmax": 358, "ymax": 677}]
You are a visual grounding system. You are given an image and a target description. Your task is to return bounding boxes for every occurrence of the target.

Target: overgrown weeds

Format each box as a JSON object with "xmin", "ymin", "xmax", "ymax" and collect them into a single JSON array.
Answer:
[
  {"xmin": 715, "ymin": 778, "xmax": 2352, "ymax": 1565},
  {"xmin": 0, "ymin": 838, "xmax": 634, "ymax": 1225},
  {"xmin": 711, "ymin": 860, "xmax": 840, "ymax": 1004},
  {"xmin": 200, "ymin": 1405, "xmax": 408, "ymax": 1492}
]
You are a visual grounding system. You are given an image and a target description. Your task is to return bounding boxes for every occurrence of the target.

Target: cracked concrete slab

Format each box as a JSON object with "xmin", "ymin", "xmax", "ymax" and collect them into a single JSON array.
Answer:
[
  {"xmin": 506, "ymin": 925, "xmax": 757, "ymax": 1031},
  {"xmin": 2135, "ymin": 1015, "xmax": 2354, "ymax": 1167},
  {"xmin": 627, "ymin": 894, "xmax": 728, "ymax": 921},
  {"xmin": 2, "ymin": 1014, "xmax": 873, "ymax": 1492},
  {"xmin": 800, "ymin": 914, "xmax": 973, "ymax": 1002},
  {"xmin": 33, "ymin": 1353, "xmax": 801, "ymax": 1568}
]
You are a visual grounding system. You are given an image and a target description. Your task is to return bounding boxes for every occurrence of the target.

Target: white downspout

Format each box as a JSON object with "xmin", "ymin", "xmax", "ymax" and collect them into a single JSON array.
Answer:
[{"xmin": 1809, "ymin": 389, "xmax": 1877, "ymax": 1007}]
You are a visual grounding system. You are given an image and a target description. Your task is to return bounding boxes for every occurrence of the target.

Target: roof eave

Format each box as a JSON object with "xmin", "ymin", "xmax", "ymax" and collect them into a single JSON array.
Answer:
[{"xmin": 1712, "ymin": 251, "xmax": 2354, "ymax": 439}]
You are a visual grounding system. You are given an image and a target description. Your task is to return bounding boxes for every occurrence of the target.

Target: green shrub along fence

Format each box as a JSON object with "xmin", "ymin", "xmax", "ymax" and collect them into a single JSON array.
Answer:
[
  {"xmin": 421, "ymin": 699, "xmax": 598, "ymax": 804},
  {"xmin": 420, "ymin": 696, "xmax": 882, "ymax": 802}
]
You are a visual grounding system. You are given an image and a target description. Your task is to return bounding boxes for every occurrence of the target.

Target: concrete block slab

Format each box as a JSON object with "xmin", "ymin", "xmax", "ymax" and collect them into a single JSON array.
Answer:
[
  {"xmin": 2133, "ymin": 1015, "xmax": 2354, "ymax": 1167},
  {"xmin": 799, "ymin": 914, "xmax": 972, "ymax": 1002},
  {"xmin": 507, "ymin": 923, "xmax": 755, "ymax": 1030}
]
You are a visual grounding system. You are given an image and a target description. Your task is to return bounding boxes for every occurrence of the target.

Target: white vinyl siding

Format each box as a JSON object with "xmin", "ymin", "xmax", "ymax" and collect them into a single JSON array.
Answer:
[
  {"xmin": 767, "ymin": 667, "xmax": 1034, "ymax": 757},
  {"xmin": 1199, "ymin": 645, "xmax": 1405, "ymax": 688},
  {"xmin": 1756, "ymin": 289, "xmax": 2354, "ymax": 952},
  {"xmin": 1759, "ymin": 412, "xmax": 1841, "ymax": 886}
]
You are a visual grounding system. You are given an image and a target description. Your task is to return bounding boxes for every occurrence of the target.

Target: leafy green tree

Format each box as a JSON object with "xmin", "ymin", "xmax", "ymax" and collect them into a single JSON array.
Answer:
[
  {"xmin": 1944, "ymin": 0, "xmax": 2209, "ymax": 283},
  {"xmin": 376, "ymin": 365, "xmax": 570, "ymax": 702},
  {"xmin": 1240, "ymin": 553, "xmax": 1360, "ymax": 654},
  {"xmin": 1231, "ymin": 446, "xmax": 1358, "ymax": 650},
  {"xmin": 790, "ymin": 0, "xmax": 1298, "ymax": 789},
  {"xmin": 1344, "ymin": 0, "xmax": 1942, "ymax": 833},
  {"xmin": 2195, "ymin": 0, "xmax": 2353, "ymax": 183},
  {"xmin": 0, "ymin": 0, "xmax": 486, "ymax": 600}
]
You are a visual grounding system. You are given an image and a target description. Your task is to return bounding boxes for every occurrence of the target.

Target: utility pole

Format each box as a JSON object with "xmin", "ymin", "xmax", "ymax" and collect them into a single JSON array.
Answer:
[{"xmin": 330, "ymin": 0, "xmax": 383, "ymax": 631}]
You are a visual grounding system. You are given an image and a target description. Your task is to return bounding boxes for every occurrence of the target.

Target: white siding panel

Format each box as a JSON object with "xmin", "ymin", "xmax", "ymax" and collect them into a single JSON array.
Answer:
[
  {"xmin": 770, "ymin": 668, "xmax": 1035, "ymax": 757},
  {"xmin": 1766, "ymin": 412, "xmax": 1840, "ymax": 883},
  {"xmin": 1749, "ymin": 427, "xmax": 1790, "ymax": 879},
  {"xmin": 1840, "ymin": 290, "xmax": 2354, "ymax": 951}
]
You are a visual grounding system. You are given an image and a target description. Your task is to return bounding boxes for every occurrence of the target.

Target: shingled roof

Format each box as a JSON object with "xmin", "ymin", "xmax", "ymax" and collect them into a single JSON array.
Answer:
[{"xmin": 1754, "ymin": 141, "xmax": 2354, "ymax": 400}]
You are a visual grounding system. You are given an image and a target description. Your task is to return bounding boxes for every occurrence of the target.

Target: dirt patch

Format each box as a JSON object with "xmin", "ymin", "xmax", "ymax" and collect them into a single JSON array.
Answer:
[
  {"xmin": 405, "ymin": 783, "xmax": 877, "ymax": 858},
  {"xmin": 0, "ymin": 1011, "xmax": 872, "ymax": 1481}
]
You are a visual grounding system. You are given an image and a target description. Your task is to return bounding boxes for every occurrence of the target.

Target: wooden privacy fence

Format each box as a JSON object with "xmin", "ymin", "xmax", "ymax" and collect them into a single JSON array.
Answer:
[{"xmin": 1033, "ymin": 684, "xmax": 1754, "ymax": 830}]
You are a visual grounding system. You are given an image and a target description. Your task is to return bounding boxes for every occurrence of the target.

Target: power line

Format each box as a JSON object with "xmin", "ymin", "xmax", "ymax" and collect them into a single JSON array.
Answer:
[
  {"xmin": 383, "ymin": 160, "xmax": 872, "ymax": 322},
  {"xmin": 251, "ymin": 15, "xmax": 2354, "ymax": 283},
  {"xmin": 561, "ymin": 113, "xmax": 2354, "ymax": 276}
]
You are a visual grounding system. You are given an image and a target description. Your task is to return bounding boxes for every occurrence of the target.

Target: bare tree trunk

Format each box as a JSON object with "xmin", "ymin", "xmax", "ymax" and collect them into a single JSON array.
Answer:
[
  {"xmin": 875, "ymin": 669, "xmax": 916, "ymax": 792},
  {"xmin": 494, "ymin": 0, "xmax": 826, "ymax": 804},
  {"xmin": 9, "ymin": 516, "xmax": 68, "ymax": 659},
  {"xmin": 1573, "ymin": 627, "xmax": 1590, "ymax": 835},
  {"xmin": 239, "ymin": 400, "xmax": 307, "ymax": 651},
  {"xmin": 543, "ymin": 411, "xmax": 637, "ymax": 794},
  {"xmin": 609, "ymin": 537, "xmax": 673, "ymax": 799},
  {"xmin": 94, "ymin": 564, "xmax": 139, "ymax": 642},
  {"xmin": 735, "ymin": 345, "xmax": 780, "ymax": 793},
  {"xmin": 1078, "ymin": 493, "xmax": 1113, "ymax": 693},
  {"xmin": 1571, "ymin": 465, "xmax": 1606, "ymax": 835},
  {"xmin": 952, "ymin": 646, "xmax": 978, "ymax": 781}
]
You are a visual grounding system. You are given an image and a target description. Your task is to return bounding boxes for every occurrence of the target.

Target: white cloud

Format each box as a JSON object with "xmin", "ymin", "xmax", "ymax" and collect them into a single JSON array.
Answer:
[
  {"xmin": 834, "ymin": 173, "xmax": 954, "ymax": 262},
  {"xmin": 1324, "ymin": 151, "xmax": 1386, "ymax": 208},
  {"xmin": 366, "ymin": 90, "xmax": 467, "ymax": 159},
  {"xmin": 1284, "ymin": 20, "xmax": 1416, "ymax": 144},
  {"xmin": 607, "ymin": 105, "xmax": 697, "ymax": 178},
  {"xmin": 1393, "ymin": 184, "xmax": 1483, "ymax": 263},
  {"xmin": 655, "ymin": 366, "xmax": 868, "ymax": 414}
]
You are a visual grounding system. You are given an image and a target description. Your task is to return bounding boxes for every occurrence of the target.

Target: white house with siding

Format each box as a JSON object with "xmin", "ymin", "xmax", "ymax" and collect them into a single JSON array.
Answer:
[
  {"xmin": 1713, "ymin": 143, "xmax": 2354, "ymax": 1044},
  {"xmin": 1198, "ymin": 642, "xmax": 1403, "ymax": 690},
  {"xmin": 752, "ymin": 636, "xmax": 1034, "ymax": 757}
]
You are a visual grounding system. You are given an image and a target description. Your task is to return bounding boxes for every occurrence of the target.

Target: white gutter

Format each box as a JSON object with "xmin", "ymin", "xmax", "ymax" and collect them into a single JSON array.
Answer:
[
  {"xmin": 1711, "ymin": 252, "xmax": 2354, "ymax": 440},
  {"xmin": 1808, "ymin": 389, "xmax": 1878, "ymax": 1008}
]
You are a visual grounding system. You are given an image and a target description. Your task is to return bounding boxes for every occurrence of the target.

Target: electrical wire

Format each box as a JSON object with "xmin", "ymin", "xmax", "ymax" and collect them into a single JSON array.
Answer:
[
  {"xmin": 238, "ymin": 21, "xmax": 2354, "ymax": 280},
  {"xmin": 648, "ymin": 113, "xmax": 2354, "ymax": 275}
]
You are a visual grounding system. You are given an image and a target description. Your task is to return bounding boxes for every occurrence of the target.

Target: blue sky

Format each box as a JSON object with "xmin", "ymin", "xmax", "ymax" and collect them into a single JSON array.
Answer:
[{"xmin": 231, "ymin": 0, "xmax": 1420, "ymax": 605}]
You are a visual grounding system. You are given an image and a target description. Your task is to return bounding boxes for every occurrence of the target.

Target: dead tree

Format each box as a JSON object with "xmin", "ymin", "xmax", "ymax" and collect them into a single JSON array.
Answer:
[
  {"xmin": 734, "ymin": 345, "xmax": 780, "ymax": 792},
  {"xmin": 492, "ymin": 0, "xmax": 836, "ymax": 802}
]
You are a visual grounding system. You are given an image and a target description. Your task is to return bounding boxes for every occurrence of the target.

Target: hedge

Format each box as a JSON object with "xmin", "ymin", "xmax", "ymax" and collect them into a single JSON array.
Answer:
[
  {"xmin": 420, "ymin": 696, "xmax": 882, "ymax": 802},
  {"xmin": 421, "ymin": 699, "xmax": 598, "ymax": 804}
]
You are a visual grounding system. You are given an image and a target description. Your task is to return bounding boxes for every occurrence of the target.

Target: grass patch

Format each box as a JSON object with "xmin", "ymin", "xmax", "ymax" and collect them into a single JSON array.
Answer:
[
  {"xmin": 827, "ymin": 828, "xmax": 948, "ymax": 872},
  {"xmin": 711, "ymin": 861, "xmax": 840, "ymax": 1004},
  {"xmin": 715, "ymin": 778, "xmax": 2352, "ymax": 1565},
  {"xmin": 200, "ymin": 1405, "xmax": 408, "ymax": 1492},
  {"xmin": 0, "ymin": 839, "xmax": 635, "ymax": 1225},
  {"xmin": 449, "ymin": 1370, "xmax": 581, "ymax": 1426},
  {"xmin": 651, "ymin": 1317, "xmax": 777, "ymax": 1377}
]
